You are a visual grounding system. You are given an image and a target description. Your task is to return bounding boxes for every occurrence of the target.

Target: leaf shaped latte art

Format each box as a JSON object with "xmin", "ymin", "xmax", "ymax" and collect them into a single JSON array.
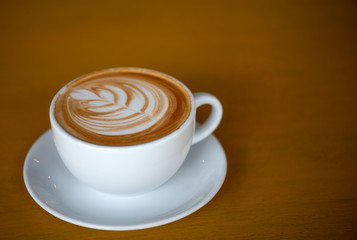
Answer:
[{"xmin": 66, "ymin": 81, "xmax": 169, "ymax": 136}]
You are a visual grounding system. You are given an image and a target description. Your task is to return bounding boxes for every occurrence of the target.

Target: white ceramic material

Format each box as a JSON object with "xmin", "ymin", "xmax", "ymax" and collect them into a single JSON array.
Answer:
[
  {"xmin": 23, "ymin": 130, "xmax": 227, "ymax": 230},
  {"xmin": 49, "ymin": 68, "xmax": 223, "ymax": 194}
]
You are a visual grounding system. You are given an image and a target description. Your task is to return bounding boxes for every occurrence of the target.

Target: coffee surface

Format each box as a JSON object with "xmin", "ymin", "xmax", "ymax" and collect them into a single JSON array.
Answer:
[{"xmin": 54, "ymin": 68, "xmax": 192, "ymax": 146}]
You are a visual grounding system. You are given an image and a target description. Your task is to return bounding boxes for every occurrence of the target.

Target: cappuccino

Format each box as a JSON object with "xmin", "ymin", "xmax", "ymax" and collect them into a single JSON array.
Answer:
[{"xmin": 54, "ymin": 68, "xmax": 192, "ymax": 146}]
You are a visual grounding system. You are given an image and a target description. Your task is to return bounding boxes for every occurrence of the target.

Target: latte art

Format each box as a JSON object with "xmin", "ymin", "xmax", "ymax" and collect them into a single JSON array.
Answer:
[
  {"xmin": 68, "ymin": 79, "xmax": 169, "ymax": 136},
  {"xmin": 54, "ymin": 68, "xmax": 192, "ymax": 146}
]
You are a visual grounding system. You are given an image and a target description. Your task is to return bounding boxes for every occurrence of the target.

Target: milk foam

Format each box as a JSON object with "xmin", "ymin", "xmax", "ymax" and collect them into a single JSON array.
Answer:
[{"xmin": 68, "ymin": 79, "xmax": 169, "ymax": 135}]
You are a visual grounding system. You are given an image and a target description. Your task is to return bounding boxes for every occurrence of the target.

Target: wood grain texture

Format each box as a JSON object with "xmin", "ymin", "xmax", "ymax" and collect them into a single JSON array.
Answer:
[{"xmin": 1, "ymin": 0, "xmax": 357, "ymax": 239}]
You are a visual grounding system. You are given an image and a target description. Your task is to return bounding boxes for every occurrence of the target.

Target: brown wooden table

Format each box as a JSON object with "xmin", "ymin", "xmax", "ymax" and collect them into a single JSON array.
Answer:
[{"xmin": 1, "ymin": 1, "xmax": 357, "ymax": 239}]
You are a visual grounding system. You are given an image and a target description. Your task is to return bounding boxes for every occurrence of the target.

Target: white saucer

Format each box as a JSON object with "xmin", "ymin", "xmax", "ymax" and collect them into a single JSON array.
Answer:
[{"xmin": 23, "ymin": 130, "xmax": 227, "ymax": 230}]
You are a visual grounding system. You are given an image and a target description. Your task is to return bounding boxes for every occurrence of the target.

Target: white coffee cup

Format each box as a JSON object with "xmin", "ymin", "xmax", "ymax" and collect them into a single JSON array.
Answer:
[{"xmin": 49, "ymin": 68, "xmax": 223, "ymax": 194}]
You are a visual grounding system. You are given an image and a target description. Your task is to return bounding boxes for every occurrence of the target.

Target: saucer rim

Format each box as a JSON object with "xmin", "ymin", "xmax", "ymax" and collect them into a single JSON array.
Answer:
[{"xmin": 23, "ymin": 130, "xmax": 227, "ymax": 230}]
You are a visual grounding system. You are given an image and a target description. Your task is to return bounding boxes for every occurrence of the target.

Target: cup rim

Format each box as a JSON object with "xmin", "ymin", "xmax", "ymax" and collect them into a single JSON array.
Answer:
[{"xmin": 49, "ymin": 67, "xmax": 196, "ymax": 149}]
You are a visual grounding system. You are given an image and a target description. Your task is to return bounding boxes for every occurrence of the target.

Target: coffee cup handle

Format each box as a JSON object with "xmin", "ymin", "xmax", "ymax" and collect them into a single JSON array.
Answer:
[{"xmin": 192, "ymin": 92, "xmax": 223, "ymax": 144}]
